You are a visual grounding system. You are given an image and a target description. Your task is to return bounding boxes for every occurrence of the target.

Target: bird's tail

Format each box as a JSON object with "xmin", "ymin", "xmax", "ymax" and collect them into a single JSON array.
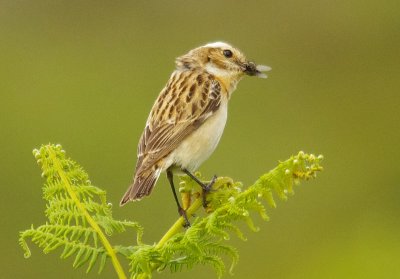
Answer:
[{"xmin": 120, "ymin": 167, "xmax": 162, "ymax": 206}]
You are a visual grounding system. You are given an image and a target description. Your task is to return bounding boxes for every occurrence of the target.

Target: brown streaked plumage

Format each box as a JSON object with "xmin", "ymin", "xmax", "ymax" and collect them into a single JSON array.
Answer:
[
  {"xmin": 120, "ymin": 42, "xmax": 270, "ymax": 222},
  {"xmin": 121, "ymin": 71, "xmax": 221, "ymax": 201}
]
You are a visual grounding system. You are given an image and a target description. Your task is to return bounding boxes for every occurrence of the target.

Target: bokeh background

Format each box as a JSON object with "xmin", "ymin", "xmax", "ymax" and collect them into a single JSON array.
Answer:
[{"xmin": 1, "ymin": 1, "xmax": 399, "ymax": 278}]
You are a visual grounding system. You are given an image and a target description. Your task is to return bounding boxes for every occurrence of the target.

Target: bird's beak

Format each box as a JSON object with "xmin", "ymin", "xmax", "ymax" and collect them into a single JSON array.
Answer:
[{"xmin": 242, "ymin": 61, "xmax": 271, "ymax": 78}]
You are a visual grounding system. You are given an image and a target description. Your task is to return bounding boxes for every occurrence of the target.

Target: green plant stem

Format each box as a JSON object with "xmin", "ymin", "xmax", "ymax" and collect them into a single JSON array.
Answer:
[
  {"xmin": 156, "ymin": 196, "xmax": 203, "ymax": 249},
  {"xmin": 136, "ymin": 177, "xmax": 230, "ymax": 278},
  {"xmin": 135, "ymin": 197, "xmax": 204, "ymax": 278},
  {"xmin": 49, "ymin": 149, "xmax": 128, "ymax": 279}
]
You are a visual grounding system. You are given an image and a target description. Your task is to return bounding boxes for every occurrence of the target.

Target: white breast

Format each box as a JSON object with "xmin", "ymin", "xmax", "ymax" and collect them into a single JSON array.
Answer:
[{"xmin": 167, "ymin": 100, "xmax": 228, "ymax": 172}]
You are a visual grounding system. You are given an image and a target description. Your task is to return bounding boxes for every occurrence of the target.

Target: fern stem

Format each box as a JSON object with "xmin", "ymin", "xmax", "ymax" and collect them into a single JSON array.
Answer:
[
  {"xmin": 156, "ymin": 196, "xmax": 203, "ymax": 249},
  {"xmin": 130, "ymin": 197, "xmax": 204, "ymax": 278},
  {"xmin": 49, "ymin": 149, "xmax": 128, "ymax": 279}
]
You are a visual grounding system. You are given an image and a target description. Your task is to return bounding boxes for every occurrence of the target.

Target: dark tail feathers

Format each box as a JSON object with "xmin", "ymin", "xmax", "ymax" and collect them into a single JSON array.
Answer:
[{"xmin": 120, "ymin": 168, "xmax": 162, "ymax": 206}]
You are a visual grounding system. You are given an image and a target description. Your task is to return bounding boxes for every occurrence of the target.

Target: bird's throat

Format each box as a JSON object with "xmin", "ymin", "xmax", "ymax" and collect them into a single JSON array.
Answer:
[{"xmin": 214, "ymin": 75, "xmax": 241, "ymax": 99}]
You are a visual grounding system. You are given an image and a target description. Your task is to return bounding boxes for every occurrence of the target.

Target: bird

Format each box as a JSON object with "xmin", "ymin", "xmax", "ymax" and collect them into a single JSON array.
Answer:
[{"xmin": 120, "ymin": 42, "xmax": 270, "ymax": 225}]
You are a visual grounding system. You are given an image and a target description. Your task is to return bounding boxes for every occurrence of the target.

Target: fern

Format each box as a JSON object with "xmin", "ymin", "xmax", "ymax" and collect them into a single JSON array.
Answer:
[
  {"xmin": 128, "ymin": 151, "xmax": 323, "ymax": 278},
  {"xmin": 19, "ymin": 144, "xmax": 142, "ymax": 278},
  {"xmin": 19, "ymin": 144, "xmax": 323, "ymax": 278}
]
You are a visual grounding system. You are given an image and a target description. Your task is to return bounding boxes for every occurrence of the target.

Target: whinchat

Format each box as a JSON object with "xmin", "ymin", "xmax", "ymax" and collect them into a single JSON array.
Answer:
[{"xmin": 120, "ymin": 42, "xmax": 270, "ymax": 225}]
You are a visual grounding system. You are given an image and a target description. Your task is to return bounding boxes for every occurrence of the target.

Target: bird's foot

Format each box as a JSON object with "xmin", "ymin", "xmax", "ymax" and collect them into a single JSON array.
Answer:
[
  {"xmin": 202, "ymin": 175, "xmax": 217, "ymax": 208},
  {"xmin": 178, "ymin": 207, "xmax": 191, "ymax": 228}
]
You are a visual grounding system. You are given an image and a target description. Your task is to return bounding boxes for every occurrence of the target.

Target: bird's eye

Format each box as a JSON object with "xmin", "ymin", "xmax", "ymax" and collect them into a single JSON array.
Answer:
[{"xmin": 223, "ymin": 49, "xmax": 233, "ymax": 58}]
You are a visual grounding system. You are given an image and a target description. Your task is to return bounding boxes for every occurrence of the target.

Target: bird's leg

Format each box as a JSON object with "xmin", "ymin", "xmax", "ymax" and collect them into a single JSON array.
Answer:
[
  {"xmin": 167, "ymin": 169, "xmax": 190, "ymax": 228},
  {"xmin": 182, "ymin": 169, "xmax": 217, "ymax": 208}
]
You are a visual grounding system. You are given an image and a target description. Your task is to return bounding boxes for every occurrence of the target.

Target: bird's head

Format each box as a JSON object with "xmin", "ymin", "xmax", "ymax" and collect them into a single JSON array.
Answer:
[{"xmin": 176, "ymin": 42, "xmax": 271, "ymax": 80}]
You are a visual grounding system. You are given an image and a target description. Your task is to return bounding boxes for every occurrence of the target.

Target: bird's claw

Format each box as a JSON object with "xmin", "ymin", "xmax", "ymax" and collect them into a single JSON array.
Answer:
[
  {"xmin": 202, "ymin": 175, "xmax": 217, "ymax": 208},
  {"xmin": 178, "ymin": 207, "xmax": 191, "ymax": 228}
]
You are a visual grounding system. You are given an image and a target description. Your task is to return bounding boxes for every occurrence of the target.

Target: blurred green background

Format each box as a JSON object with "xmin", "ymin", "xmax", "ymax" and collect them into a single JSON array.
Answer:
[{"xmin": 1, "ymin": 1, "xmax": 399, "ymax": 278}]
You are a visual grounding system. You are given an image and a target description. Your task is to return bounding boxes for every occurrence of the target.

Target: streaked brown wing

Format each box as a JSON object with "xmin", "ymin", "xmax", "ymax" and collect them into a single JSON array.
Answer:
[{"xmin": 135, "ymin": 71, "xmax": 222, "ymax": 174}]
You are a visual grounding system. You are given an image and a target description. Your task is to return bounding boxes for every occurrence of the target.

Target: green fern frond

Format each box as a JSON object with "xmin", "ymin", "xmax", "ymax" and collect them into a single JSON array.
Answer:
[
  {"xmin": 94, "ymin": 214, "xmax": 143, "ymax": 243},
  {"xmin": 127, "ymin": 151, "xmax": 323, "ymax": 278},
  {"xmin": 19, "ymin": 224, "xmax": 107, "ymax": 272},
  {"xmin": 19, "ymin": 144, "xmax": 142, "ymax": 278}
]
